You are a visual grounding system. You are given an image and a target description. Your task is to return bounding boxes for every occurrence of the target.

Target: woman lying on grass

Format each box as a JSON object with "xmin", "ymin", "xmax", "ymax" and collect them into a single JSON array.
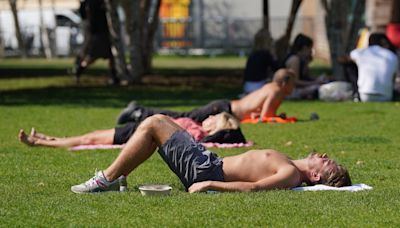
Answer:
[{"xmin": 18, "ymin": 112, "xmax": 247, "ymax": 148}]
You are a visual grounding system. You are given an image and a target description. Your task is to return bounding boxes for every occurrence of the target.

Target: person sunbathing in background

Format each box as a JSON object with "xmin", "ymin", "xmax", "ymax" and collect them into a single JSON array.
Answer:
[
  {"xmin": 18, "ymin": 112, "xmax": 246, "ymax": 148},
  {"xmin": 117, "ymin": 69, "xmax": 295, "ymax": 125},
  {"xmin": 69, "ymin": 114, "xmax": 352, "ymax": 194}
]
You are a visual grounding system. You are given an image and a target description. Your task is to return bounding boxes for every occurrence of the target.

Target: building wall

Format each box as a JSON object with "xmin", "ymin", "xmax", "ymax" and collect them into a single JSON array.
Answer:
[
  {"xmin": 219, "ymin": 0, "xmax": 331, "ymax": 60},
  {"xmin": 0, "ymin": 0, "xmax": 79, "ymax": 10},
  {"xmin": 366, "ymin": 0, "xmax": 393, "ymax": 32}
]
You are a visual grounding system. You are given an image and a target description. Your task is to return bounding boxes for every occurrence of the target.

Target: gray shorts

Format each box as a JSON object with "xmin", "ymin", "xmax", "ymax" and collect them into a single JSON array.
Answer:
[{"xmin": 158, "ymin": 130, "xmax": 224, "ymax": 191}]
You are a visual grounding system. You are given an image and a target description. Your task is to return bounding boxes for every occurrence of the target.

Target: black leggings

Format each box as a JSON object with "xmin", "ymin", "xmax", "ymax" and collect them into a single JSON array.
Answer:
[{"xmin": 137, "ymin": 100, "xmax": 232, "ymax": 123}]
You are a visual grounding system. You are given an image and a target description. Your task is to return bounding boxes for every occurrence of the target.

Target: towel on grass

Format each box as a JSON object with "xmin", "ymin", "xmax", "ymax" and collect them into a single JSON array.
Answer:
[
  {"xmin": 206, "ymin": 184, "xmax": 372, "ymax": 194},
  {"xmin": 241, "ymin": 116, "xmax": 298, "ymax": 124},
  {"xmin": 69, "ymin": 141, "xmax": 254, "ymax": 151},
  {"xmin": 70, "ymin": 144, "xmax": 125, "ymax": 151},
  {"xmin": 292, "ymin": 184, "xmax": 372, "ymax": 192}
]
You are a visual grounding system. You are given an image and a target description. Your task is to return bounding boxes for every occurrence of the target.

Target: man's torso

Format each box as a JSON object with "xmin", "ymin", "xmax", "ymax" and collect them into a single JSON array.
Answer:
[
  {"xmin": 231, "ymin": 83, "xmax": 282, "ymax": 119},
  {"xmin": 222, "ymin": 149, "xmax": 299, "ymax": 184}
]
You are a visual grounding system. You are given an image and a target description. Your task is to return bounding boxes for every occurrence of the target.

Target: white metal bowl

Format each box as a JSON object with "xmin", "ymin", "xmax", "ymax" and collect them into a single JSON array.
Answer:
[{"xmin": 138, "ymin": 184, "xmax": 172, "ymax": 196}]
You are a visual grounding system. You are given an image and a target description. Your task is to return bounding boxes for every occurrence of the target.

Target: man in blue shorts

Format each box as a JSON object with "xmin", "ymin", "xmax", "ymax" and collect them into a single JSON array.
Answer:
[{"xmin": 71, "ymin": 114, "xmax": 351, "ymax": 193}]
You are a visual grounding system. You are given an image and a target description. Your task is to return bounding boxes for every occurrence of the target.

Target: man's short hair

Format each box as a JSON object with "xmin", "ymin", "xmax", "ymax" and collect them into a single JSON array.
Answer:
[
  {"xmin": 369, "ymin": 33, "xmax": 396, "ymax": 52},
  {"xmin": 319, "ymin": 164, "xmax": 352, "ymax": 187},
  {"xmin": 273, "ymin": 68, "xmax": 295, "ymax": 85}
]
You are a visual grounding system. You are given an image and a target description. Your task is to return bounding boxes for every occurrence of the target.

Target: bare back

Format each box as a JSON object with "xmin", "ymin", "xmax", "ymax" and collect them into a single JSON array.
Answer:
[
  {"xmin": 231, "ymin": 82, "xmax": 284, "ymax": 119},
  {"xmin": 222, "ymin": 149, "xmax": 302, "ymax": 188}
]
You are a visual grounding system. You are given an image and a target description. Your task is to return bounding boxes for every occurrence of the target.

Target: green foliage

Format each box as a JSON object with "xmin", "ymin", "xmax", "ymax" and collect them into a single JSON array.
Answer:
[{"xmin": 0, "ymin": 58, "xmax": 399, "ymax": 227}]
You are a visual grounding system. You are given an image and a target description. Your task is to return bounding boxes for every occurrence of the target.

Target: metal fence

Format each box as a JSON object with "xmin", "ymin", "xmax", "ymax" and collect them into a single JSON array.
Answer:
[
  {"xmin": 1, "ymin": 15, "xmax": 322, "ymax": 58},
  {"xmin": 155, "ymin": 16, "xmax": 317, "ymax": 56}
]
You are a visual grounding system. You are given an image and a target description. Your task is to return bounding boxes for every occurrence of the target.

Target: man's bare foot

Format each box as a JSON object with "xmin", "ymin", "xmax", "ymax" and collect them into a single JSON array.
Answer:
[
  {"xmin": 30, "ymin": 128, "xmax": 55, "ymax": 140},
  {"xmin": 19, "ymin": 129, "xmax": 37, "ymax": 146}
]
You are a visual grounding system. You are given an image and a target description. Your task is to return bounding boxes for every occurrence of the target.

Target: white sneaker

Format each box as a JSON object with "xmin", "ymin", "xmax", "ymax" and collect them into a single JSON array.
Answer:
[{"xmin": 71, "ymin": 171, "xmax": 123, "ymax": 194}]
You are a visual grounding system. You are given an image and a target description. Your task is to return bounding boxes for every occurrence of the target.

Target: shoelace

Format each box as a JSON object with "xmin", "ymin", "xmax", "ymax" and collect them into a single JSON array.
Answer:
[
  {"xmin": 84, "ymin": 176, "xmax": 100, "ymax": 188},
  {"xmin": 84, "ymin": 170, "xmax": 104, "ymax": 188}
]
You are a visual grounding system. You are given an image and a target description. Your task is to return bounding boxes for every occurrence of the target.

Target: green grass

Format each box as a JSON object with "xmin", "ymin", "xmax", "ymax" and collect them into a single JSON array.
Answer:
[{"xmin": 1, "ymin": 57, "xmax": 400, "ymax": 226}]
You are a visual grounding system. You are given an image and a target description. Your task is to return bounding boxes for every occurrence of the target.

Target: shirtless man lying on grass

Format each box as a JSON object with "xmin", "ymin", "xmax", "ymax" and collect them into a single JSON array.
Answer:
[
  {"xmin": 70, "ymin": 114, "xmax": 351, "ymax": 194},
  {"xmin": 117, "ymin": 68, "xmax": 295, "ymax": 124}
]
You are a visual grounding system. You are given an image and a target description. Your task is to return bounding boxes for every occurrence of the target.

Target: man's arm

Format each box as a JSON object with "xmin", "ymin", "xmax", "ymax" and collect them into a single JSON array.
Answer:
[
  {"xmin": 337, "ymin": 55, "xmax": 354, "ymax": 64},
  {"xmin": 259, "ymin": 92, "xmax": 281, "ymax": 119},
  {"xmin": 349, "ymin": 49, "xmax": 360, "ymax": 62},
  {"xmin": 286, "ymin": 56, "xmax": 301, "ymax": 80},
  {"xmin": 189, "ymin": 167, "xmax": 299, "ymax": 193}
]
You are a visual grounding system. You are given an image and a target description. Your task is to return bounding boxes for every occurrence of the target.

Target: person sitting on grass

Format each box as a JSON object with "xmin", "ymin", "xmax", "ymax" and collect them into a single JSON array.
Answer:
[
  {"xmin": 18, "ymin": 112, "xmax": 246, "ymax": 148},
  {"xmin": 346, "ymin": 33, "xmax": 398, "ymax": 102},
  {"xmin": 117, "ymin": 68, "xmax": 295, "ymax": 125},
  {"xmin": 240, "ymin": 27, "xmax": 278, "ymax": 96},
  {"xmin": 70, "ymin": 114, "xmax": 351, "ymax": 194},
  {"xmin": 283, "ymin": 33, "xmax": 329, "ymax": 100}
]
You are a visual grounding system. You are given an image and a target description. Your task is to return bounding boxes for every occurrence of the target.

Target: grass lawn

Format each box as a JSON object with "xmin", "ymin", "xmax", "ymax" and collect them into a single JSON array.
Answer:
[{"xmin": 0, "ymin": 57, "xmax": 399, "ymax": 227}]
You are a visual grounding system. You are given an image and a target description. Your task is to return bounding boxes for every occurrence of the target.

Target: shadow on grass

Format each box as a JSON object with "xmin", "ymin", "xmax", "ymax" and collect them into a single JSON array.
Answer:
[
  {"xmin": 331, "ymin": 136, "xmax": 392, "ymax": 144},
  {"xmin": 152, "ymin": 68, "xmax": 243, "ymax": 77},
  {"xmin": 0, "ymin": 65, "xmax": 243, "ymax": 79},
  {"xmin": 0, "ymin": 59, "xmax": 244, "ymax": 107},
  {"xmin": 0, "ymin": 84, "xmax": 240, "ymax": 107},
  {"xmin": 0, "ymin": 68, "xmax": 107, "ymax": 78}
]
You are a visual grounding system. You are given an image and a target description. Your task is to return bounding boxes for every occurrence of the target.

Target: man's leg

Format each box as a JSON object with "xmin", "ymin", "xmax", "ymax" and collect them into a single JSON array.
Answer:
[
  {"xmin": 71, "ymin": 115, "xmax": 183, "ymax": 193},
  {"xmin": 117, "ymin": 100, "xmax": 231, "ymax": 124},
  {"xmin": 296, "ymin": 85, "xmax": 320, "ymax": 100},
  {"xmin": 103, "ymin": 115, "xmax": 182, "ymax": 181},
  {"xmin": 108, "ymin": 57, "xmax": 120, "ymax": 85},
  {"xmin": 117, "ymin": 103, "xmax": 187, "ymax": 124},
  {"xmin": 75, "ymin": 56, "xmax": 96, "ymax": 83},
  {"xmin": 178, "ymin": 100, "xmax": 232, "ymax": 122}
]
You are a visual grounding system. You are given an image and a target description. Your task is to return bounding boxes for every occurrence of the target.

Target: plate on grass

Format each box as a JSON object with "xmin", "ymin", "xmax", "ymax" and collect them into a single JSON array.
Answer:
[{"xmin": 138, "ymin": 184, "xmax": 172, "ymax": 196}]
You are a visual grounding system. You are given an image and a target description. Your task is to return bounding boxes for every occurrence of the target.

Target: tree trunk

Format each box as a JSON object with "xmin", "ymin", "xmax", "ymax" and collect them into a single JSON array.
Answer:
[
  {"xmin": 38, "ymin": 0, "xmax": 52, "ymax": 58},
  {"xmin": 9, "ymin": 0, "xmax": 27, "ymax": 58},
  {"xmin": 104, "ymin": 0, "xmax": 131, "ymax": 81},
  {"xmin": 345, "ymin": 0, "xmax": 365, "ymax": 53},
  {"xmin": 274, "ymin": 0, "xmax": 303, "ymax": 62},
  {"xmin": 0, "ymin": 15, "xmax": 3, "ymax": 57},
  {"xmin": 253, "ymin": 0, "xmax": 272, "ymax": 51},
  {"xmin": 262, "ymin": 0, "xmax": 270, "ymax": 30},
  {"xmin": 322, "ymin": 0, "xmax": 349, "ymax": 80},
  {"xmin": 391, "ymin": 0, "xmax": 400, "ymax": 23},
  {"xmin": 141, "ymin": 0, "xmax": 161, "ymax": 74},
  {"xmin": 128, "ymin": 0, "xmax": 144, "ymax": 82}
]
